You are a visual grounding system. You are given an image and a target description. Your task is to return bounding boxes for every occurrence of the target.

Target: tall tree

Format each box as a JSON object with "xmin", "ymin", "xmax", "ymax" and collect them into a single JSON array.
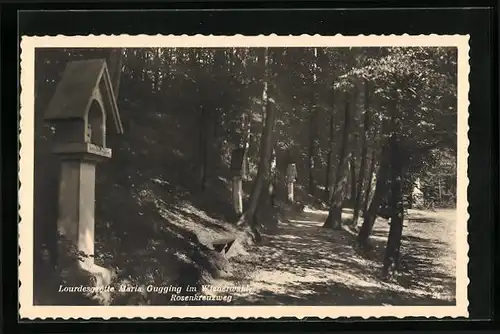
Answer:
[
  {"xmin": 352, "ymin": 80, "xmax": 372, "ymax": 224},
  {"xmin": 382, "ymin": 100, "xmax": 405, "ymax": 278},
  {"xmin": 307, "ymin": 48, "xmax": 320, "ymax": 195},
  {"xmin": 324, "ymin": 103, "xmax": 336, "ymax": 200},
  {"xmin": 362, "ymin": 148, "xmax": 377, "ymax": 214},
  {"xmin": 238, "ymin": 48, "xmax": 277, "ymax": 230},
  {"xmin": 357, "ymin": 143, "xmax": 390, "ymax": 248},
  {"xmin": 323, "ymin": 94, "xmax": 352, "ymax": 229},
  {"xmin": 349, "ymin": 155, "xmax": 357, "ymax": 207},
  {"xmin": 189, "ymin": 50, "xmax": 210, "ymax": 192}
]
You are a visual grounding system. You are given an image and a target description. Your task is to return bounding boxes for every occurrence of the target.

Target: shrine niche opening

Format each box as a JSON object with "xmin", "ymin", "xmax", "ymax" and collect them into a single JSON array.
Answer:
[{"xmin": 87, "ymin": 99, "xmax": 106, "ymax": 148}]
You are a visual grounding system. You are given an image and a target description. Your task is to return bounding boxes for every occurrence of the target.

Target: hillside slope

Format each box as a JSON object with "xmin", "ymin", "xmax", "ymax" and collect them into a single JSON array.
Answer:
[{"xmin": 34, "ymin": 94, "xmax": 258, "ymax": 305}]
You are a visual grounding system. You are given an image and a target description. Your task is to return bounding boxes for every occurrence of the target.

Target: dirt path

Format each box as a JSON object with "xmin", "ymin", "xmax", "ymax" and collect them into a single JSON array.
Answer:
[{"xmin": 207, "ymin": 208, "xmax": 457, "ymax": 306}]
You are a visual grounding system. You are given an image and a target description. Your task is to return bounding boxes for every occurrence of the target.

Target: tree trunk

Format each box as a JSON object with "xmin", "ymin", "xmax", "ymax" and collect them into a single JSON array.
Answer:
[
  {"xmin": 362, "ymin": 149, "xmax": 377, "ymax": 214},
  {"xmin": 238, "ymin": 48, "xmax": 274, "ymax": 228},
  {"xmin": 352, "ymin": 80, "xmax": 371, "ymax": 225},
  {"xmin": 142, "ymin": 50, "xmax": 152, "ymax": 90},
  {"xmin": 154, "ymin": 49, "xmax": 162, "ymax": 92},
  {"xmin": 308, "ymin": 48, "xmax": 320, "ymax": 196},
  {"xmin": 324, "ymin": 112, "xmax": 335, "ymax": 200},
  {"xmin": 349, "ymin": 155, "xmax": 357, "ymax": 207},
  {"xmin": 268, "ymin": 148, "xmax": 278, "ymax": 207},
  {"xmin": 241, "ymin": 114, "xmax": 252, "ymax": 180},
  {"xmin": 238, "ymin": 96, "xmax": 277, "ymax": 227},
  {"xmin": 191, "ymin": 49, "xmax": 211, "ymax": 193},
  {"xmin": 438, "ymin": 177, "xmax": 442, "ymax": 203},
  {"xmin": 308, "ymin": 107, "xmax": 318, "ymax": 196},
  {"xmin": 357, "ymin": 145, "xmax": 390, "ymax": 247},
  {"xmin": 323, "ymin": 97, "xmax": 351, "ymax": 229},
  {"xmin": 382, "ymin": 134, "xmax": 405, "ymax": 279},
  {"xmin": 107, "ymin": 48, "xmax": 125, "ymax": 99},
  {"xmin": 140, "ymin": 51, "xmax": 146, "ymax": 83}
]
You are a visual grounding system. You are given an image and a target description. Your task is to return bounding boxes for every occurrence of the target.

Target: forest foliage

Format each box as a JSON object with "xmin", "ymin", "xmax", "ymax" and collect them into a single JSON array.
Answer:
[{"xmin": 34, "ymin": 46, "xmax": 458, "ymax": 299}]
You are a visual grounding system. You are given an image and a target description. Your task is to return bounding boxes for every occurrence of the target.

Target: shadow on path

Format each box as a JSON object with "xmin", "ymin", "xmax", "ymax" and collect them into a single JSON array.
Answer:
[{"xmin": 207, "ymin": 208, "xmax": 457, "ymax": 306}]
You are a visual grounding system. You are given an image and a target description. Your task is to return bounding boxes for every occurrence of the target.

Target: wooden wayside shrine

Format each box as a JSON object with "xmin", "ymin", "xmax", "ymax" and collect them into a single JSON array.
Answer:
[{"xmin": 44, "ymin": 59, "xmax": 124, "ymax": 287}]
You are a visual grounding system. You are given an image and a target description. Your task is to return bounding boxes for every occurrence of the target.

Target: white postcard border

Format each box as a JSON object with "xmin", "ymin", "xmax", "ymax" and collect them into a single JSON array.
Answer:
[{"xmin": 19, "ymin": 34, "xmax": 470, "ymax": 319}]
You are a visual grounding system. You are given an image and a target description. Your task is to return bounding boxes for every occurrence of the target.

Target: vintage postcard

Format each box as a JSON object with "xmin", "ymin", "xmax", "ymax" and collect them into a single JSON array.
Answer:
[{"xmin": 19, "ymin": 34, "xmax": 469, "ymax": 319}]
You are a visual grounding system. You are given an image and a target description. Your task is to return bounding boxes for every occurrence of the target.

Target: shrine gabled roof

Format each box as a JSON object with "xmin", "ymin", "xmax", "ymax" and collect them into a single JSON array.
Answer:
[{"xmin": 44, "ymin": 59, "xmax": 123, "ymax": 134}]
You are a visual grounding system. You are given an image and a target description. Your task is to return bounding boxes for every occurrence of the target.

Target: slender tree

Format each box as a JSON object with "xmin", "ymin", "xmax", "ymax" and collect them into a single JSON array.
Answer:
[
  {"xmin": 238, "ymin": 48, "xmax": 277, "ymax": 231},
  {"xmin": 362, "ymin": 148, "xmax": 377, "ymax": 214},
  {"xmin": 324, "ymin": 106, "xmax": 336, "ymax": 200},
  {"xmin": 382, "ymin": 103, "xmax": 405, "ymax": 278},
  {"xmin": 308, "ymin": 48, "xmax": 319, "ymax": 195},
  {"xmin": 323, "ymin": 94, "xmax": 352, "ymax": 229},
  {"xmin": 349, "ymin": 155, "xmax": 357, "ymax": 207},
  {"xmin": 352, "ymin": 80, "xmax": 372, "ymax": 224},
  {"xmin": 357, "ymin": 143, "xmax": 390, "ymax": 248}
]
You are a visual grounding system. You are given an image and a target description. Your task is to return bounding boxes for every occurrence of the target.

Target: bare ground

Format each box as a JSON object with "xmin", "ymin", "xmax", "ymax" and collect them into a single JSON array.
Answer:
[{"xmin": 207, "ymin": 207, "xmax": 457, "ymax": 306}]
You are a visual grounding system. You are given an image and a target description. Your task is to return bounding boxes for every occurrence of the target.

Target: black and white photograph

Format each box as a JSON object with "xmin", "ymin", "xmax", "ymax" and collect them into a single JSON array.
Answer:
[{"xmin": 19, "ymin": 35, "xmax": 469, "ymax": 319}]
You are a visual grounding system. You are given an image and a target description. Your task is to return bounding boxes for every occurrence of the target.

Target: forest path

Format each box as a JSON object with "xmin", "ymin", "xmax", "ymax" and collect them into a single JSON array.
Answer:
[{"xmin": 207, "ymin": 207, "xmax": 457, "ymax": 306}]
